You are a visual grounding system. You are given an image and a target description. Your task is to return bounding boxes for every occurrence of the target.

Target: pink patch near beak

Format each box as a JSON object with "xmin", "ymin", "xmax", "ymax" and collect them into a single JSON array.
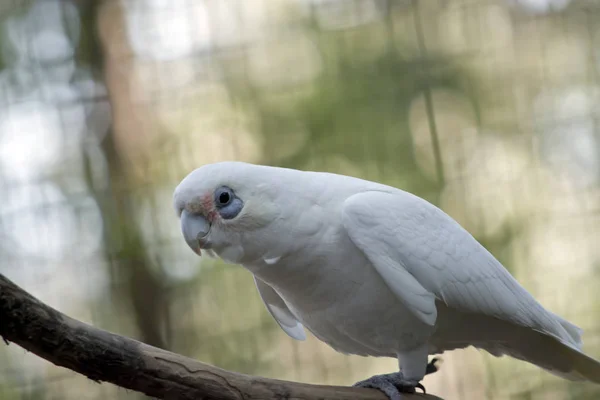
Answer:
[{"xmin": 201, "ymin": 193, "xmax": 218, "ymax": 223}]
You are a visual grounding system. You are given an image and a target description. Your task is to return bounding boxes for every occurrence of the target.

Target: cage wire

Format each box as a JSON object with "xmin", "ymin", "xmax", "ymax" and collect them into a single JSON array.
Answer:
[{"xmin": 1, "ymin": 0, "xmax": 600, "ymax": 399}]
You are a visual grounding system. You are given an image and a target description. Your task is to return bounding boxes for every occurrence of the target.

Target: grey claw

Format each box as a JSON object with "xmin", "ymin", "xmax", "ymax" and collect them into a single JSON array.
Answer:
[
  {"xmin": 426, "ymin": 357, "xmax": 441, "ymax": 375},
  {"xmin": 353, "ymin": 372, "xmax": 423, "ymax": 400}
]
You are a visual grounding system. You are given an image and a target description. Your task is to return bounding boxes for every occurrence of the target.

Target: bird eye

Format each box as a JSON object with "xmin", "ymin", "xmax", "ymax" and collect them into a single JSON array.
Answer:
[
  {"xmin": 213, "ymin": 186, "xmax": 243, "ymax": 219},
  {"xmin": 219, "ymin": 191, "xmax": 230, "ymax": 204},
  {"xmin": 215, "ymin": 187, "xmax": 233, "ymax": 207}
]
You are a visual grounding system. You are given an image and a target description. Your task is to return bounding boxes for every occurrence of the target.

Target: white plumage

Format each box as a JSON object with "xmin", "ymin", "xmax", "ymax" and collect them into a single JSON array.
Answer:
[{"xmin": 173, "ymin": 161, "xmax": 600, "ymax": 397}]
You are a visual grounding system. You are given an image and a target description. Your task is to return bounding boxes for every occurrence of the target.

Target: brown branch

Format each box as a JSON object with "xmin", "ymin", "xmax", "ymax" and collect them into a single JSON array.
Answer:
[{"xmin": 0, "ymin": 273, "xmax": 442, "ymax": 400}]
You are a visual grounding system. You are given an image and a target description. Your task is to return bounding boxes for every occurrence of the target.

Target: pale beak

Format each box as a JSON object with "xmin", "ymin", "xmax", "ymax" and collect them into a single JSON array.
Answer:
[{"xmin": 180, "ymin": 209, "xmax": 211, "ymax": 255}]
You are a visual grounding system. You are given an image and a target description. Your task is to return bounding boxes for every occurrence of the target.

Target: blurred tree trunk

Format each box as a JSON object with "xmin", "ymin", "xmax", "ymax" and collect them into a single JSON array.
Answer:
[{"xmin": 77, "ymin": 0, "xmax": 170, "ymax": 350}]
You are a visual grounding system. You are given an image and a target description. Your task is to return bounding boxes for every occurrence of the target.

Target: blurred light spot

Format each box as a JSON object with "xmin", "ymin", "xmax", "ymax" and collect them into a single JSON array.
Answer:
[
  {"xmin": 1, "ymin": 183, "xmax": 103, "ymax": 261},
  {"xmin": 204, "ymin": 0, "xmax": 266, "ymax": 48},
  {"xmin": 506, "ymin": 0, "xmax": 572, "ymax": 14},
  {"xmin": 543, "ymin": 34, "xmax": 588, "ymax": 83},
  {"xmin": 440, "ymin": 4, "xmax": 513, "ymax": 54},
  {"xmin": 37, "ymin": 80, "xmax": 79, "ymax": 103},
  {"xmin": 0, "ymin": 102, "xmax": 64, "ymax": 182},
  {"xmin": 440, "ymin": 133, "xmax": 534, "ymax": 238},
  {"xmin": 533, "ymin": 87, "xmax": 600, "ymax": 188},
  {"xmin": 4, "ymin": 0, "xmax": 79, "ymax": 64},
  {"xmin": 298, "ymin": 0, "xmax": 388, "ymax": 31},
  {"xmin": 125, "ymin": 0, "xmax": 212, "ymax": 61},
  {"xmin": 163, "ymin": 106, "xmax": 263, "ymax": 172},
  {"xmin": 26, "ymin": 1, "xmax": 80, "ymax": 43},
  {"xmin": 74, "ymin": 74, "xmax": 112, "ymax": 142},
  {"xmin": 130, "ymin": 59, "xmax": 202, "ymax": 102},
  {"xmin": 408, "ymin": 89, "xmax": 478, "ymax": 181},
  {"xmin": 161, "ymin": 249, "xmax": 203, "ymax": 282},
  {"xmin": 1, "ymin": 186, "xmax": 107, "ymax": 307},
  {"xmin": 511, "ymin": 215, "xmax": 600, "ymax": 338},
  {"xmin": 30, "ymin": 30, "xmax": 74, "ymax": 63},
  {"xmin": 248, "ymin": 34, "xmax": 322, "ymax": 89}
]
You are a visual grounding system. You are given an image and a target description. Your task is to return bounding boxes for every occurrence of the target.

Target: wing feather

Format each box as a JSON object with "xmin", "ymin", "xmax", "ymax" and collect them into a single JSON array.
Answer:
[
  {"xmin": 254, "ymin": 276, "xmax": 306, "ymax": 341},
  {"xmin": 341, "ymin": 190, "xmax": 576, "ymax": 347}
]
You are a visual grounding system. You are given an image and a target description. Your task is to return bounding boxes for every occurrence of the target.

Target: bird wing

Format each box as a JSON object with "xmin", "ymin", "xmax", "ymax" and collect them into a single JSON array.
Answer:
[
  {"xmin": 341, "ymin": 190, "xmax": 574, "ymax": 345},
  {"xmin": 254, "ymin": 276, "xmax": 306, "ymax": 341}
]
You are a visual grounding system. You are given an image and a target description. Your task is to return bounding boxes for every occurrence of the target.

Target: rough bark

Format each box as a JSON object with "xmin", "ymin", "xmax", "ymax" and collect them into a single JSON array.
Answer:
[{"xmin": 0, "ymin": 273, "xmax": 442, "ymax": 400}]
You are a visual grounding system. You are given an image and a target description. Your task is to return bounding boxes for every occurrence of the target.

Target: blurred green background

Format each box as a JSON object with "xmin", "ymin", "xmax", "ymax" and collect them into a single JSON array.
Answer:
[{"xmin": 1, "ymin": 0, "xmax": 600, "ymax": 399}]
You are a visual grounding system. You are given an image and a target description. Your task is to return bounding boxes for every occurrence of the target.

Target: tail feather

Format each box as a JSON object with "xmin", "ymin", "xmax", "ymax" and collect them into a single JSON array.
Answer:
[
  {"xmin": 561, "ymin": 348, "xmax": 600, "ymax": 383},
  {"xmin": 531, "ymin": 313, "xmax": 600, "ymax": 383},
  {"xmin": 552, "ymin": 311, "xmax": 584, "ymax": 349},
  {"xmin": 433, "ymin": 303, "xmax": 600, "ymax": 384},
  {"xmin": 496, "ymin": 325, "xmax": 600, "ymax": 384}
]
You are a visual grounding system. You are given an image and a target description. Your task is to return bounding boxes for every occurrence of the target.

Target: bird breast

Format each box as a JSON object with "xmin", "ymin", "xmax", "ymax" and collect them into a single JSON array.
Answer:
[{"xmin": 245, "ymin": 232, "xmax": 433, "ymax": 356}]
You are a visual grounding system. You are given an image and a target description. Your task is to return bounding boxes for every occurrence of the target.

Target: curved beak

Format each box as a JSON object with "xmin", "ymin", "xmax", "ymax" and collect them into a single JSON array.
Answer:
[{"xmin": 180, "ymin": 210, "xmax": 211, "ymax": 255}]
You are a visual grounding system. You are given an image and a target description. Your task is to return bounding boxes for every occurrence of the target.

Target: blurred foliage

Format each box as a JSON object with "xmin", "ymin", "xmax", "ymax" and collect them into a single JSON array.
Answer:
[
  {"xmin": 74, "ymin": 0, "xmax": 104, "ymax": 71},
  {"xmin": 256, "ymin": 52, "xmax": 479, "ymax": 194}
]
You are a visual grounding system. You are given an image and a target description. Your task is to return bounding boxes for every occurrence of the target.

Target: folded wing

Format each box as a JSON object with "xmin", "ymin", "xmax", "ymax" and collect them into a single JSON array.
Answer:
[
  {"xmin": 341, "ymin": 190, "xmax": 578, "ymax": 348},
  {"xmin": 254, "ymin": 276, "xmax": 306, "ymax": 341}
]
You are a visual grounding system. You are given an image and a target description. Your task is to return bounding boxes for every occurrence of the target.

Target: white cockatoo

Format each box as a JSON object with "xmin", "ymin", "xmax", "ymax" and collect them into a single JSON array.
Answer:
[{"xmin": 173, "ymin": 161, "xmax": 600, "ymax": 399}]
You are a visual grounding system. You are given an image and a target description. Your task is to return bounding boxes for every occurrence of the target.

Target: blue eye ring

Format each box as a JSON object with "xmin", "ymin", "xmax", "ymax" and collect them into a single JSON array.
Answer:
[
  {"xmin": 214, "ymin": 186, "xmax": 234, "ymax": 208},
  {"xmin": 213, "ymin": 186, "xmax": 243, "ymax": 220}
]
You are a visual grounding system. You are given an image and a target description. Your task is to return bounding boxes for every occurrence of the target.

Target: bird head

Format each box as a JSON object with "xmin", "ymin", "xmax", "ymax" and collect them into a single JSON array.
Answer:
[{"xmin": 173, "ymin": 161, "xmax": 284, "ymax": 263}]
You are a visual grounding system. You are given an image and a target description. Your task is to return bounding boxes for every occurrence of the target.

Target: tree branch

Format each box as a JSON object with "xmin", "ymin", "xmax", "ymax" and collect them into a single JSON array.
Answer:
[{"xmin": 0, "ymin": 273, "xmax": 442, "ymax": 400}]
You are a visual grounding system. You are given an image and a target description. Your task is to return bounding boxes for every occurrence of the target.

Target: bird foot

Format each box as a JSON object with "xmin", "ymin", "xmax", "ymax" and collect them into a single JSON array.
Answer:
[
  {"xmin": 353, "ymin": 358, "xmax": 440, "ymax": 400},
  {"xmin": 353, "ymin": 372, "xmax": 425, "ymax": 400}
]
